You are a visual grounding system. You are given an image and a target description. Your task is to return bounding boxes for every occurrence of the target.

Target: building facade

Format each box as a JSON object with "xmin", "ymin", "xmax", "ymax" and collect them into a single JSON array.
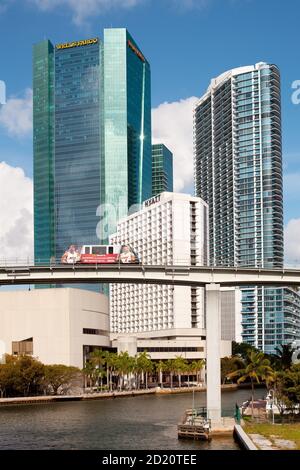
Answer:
[
  {"xmin": 194, "ymin": 62, "xmax": 283, "ymax": 268},
  {"xmin": 33, "ymin": 29, "xmax": 152, "ymax": 267},
  {"xmin": 108, "ymin": 192, "xmax": 221, "ymax": 358},
  {"xmin": 241, "ymin": 286, "xmax": 300, "ymax": 349},
  {"xmin": 152, "ymin": 143, "xmax": 173, "ymax": 196},
  {"xmin": 0, "ymin": 289, "xmax": 110, "ymax": 368},
  {"xmin": 110, "ymin": 192, "xmax": 209, "ymax": 335},
  {"xmin": 194, "ymin": 62, "xmax": 300, "ymax": 353},
  {"xmin": 103, "ymin": 29, "xmax": 152, "ymax": 239},
  {"xmin": 33, "ymin": 40, "xmax": 55, "ymax": 264},
  {"xmin": 220, "ymin": 288, "xmax": 242, "ymax": 343},
  {"xmin": 111, "ymin": 331, "xmax": 231, "ymax": 362}
]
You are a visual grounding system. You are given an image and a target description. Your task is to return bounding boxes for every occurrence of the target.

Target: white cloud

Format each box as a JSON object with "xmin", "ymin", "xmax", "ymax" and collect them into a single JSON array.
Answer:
[
  {"xmin": 152, "ymin": 96, "xmax": 198, "ymax": 193},
  {"xmin": 27, "ymin": 0, "xmax": 143, "ymax": 25},
  {"xmin": 285, "ymin": 218, "xmax": 300, "ymax": 266},
  {"xmin": 0, "ymin": 162, "xmax": 33, "ymax": 261},
  {"xmin": 0, "ymin": 88, "xmax": 32, "ymax": 138}
]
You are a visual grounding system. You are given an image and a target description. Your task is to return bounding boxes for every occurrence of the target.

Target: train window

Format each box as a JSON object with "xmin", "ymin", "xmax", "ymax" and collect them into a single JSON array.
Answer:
[
  {"xmin": 92, "ymin": 246, "xmax": 106, "ymax": 255},
  {"xmin": 108, "ymin": 247, "xmax": 114, "ymax": 254},
  {"xmin": 85, "ymin": 247, "xmax": 90, "ymax": 254}
]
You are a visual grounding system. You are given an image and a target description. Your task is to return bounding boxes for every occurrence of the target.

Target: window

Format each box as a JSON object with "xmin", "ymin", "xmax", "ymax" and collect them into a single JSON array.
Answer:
[
  {"xmin": 12, "ymin": 338, "xmax": 33, "ymax": 355},
  {"xmin": 83, "ymin": 328, "xmax": 108, "ymax": 336},
  {"xmin": 92, "ymin": 246, "xmax": 106, "ymax": 255},
  {"xmin": 137, "ymin": 346, "xmax": 204, "ymax": 352}
]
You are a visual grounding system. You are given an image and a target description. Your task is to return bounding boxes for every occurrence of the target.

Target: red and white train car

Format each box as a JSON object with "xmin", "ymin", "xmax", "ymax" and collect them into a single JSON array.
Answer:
[{"xmin": 61, "ymin": 244, "xmax": 139, "ymax": 264}]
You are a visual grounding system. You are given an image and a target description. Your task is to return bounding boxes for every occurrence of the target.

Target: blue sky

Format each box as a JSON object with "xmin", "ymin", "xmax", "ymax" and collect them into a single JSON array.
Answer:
[{"xmin": 0, "ymin": 0, "xmax": 300, "ymax": 261}]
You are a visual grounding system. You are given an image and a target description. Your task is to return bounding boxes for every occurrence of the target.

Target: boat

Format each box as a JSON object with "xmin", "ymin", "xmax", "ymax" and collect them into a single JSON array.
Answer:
[{"xmin": 177, "ymin": 407, "xmax": 211, "ymax": 441}]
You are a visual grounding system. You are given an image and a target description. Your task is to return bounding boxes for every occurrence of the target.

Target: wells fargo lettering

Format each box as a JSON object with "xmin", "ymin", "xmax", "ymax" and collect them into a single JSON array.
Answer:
[
  {"xmin": 127, "ymin": 39, "xmax": 146, "ymax": 63},
  {"xmin": 56, "ymin": 38, "xmax": 98, "ymax": 50}
]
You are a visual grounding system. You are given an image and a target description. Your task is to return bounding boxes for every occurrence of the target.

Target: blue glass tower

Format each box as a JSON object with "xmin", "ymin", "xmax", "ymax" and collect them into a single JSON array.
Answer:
[
  {"xmin": 33, "ymin": 40, "xmax": 55, "ymax": 266},
  {"xmin": 102, "ymin": 29, "xmax": 152, "ymax": 239},
  {"xmin": 152, "ymin": 143, "xmax": 173, "ymax": 196},
  {"xmin": 54, "ymin": 38, "xmax": 103, "ymax": 259},
  {"xmin": 33, "ymin": 30, "xmax": 151, "ymax": 281},
  {"xmin": 194, "ymin": 62, "xmax": 300, "ymax": 353}
]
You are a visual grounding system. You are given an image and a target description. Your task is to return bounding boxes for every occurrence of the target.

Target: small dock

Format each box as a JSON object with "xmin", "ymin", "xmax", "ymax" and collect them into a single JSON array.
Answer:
[{"xmin": 177, "ymin": 407, "xmax": 211, "ymax": 441}]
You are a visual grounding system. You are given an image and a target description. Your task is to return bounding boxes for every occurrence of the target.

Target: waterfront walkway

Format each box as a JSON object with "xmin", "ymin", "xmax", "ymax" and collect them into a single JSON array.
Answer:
[{"xmin": 0, "ymin": 384, "xmax": 238, "ymax": 406}]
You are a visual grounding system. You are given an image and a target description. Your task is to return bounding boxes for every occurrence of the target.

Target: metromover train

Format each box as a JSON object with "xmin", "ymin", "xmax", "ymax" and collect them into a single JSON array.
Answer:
[{"xmin": 61, "ymin": 244, "xmax": 139, "ymax": 264}]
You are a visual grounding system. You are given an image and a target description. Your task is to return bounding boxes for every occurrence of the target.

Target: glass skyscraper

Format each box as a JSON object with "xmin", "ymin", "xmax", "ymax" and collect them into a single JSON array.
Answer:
[
  {"xmin": 33, "ymin": 30, "xmax": 152, "ymax": 269},
  {"xmin": 152, "ymin": 144, "xmax": 173, "ymax": 196},
  {"xmin": 54, "ymin": 38, "xmax": 102, "ymax": 259},
  {"xmin": 33, "ymin": 40, "xmax": 55, "ymax": 265},
  {"xmin": 103, "ymin": 29, "xmax": 152, "ymax": 239},
  {"xmin": 194, "ymin": 62, "xmax": 300, "ymax": 353}
]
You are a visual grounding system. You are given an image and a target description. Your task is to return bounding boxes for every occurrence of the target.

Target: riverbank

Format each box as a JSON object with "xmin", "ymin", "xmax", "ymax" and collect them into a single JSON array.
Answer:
[
  {"xmin": 0, "ymin": 384, "xmax": 239, "ymax": 406},
  {"xmin": 243, "ymin": 422, "xmax": 300, "ymax": 450}
]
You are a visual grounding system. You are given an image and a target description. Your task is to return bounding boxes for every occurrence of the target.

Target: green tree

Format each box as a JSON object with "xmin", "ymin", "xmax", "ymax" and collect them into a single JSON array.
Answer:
[
  {"xmin": 82, "ymin": 361, "xmax": 96, "ymax": 391},
  {"xmin": 43, "ymin": 364, "xmax": 80, "ymax": 395},
  {"xmin": 0, "ymin": 355, "xmax": 45, "ymax": 397},
  {"xmin": 135, "ymin": 351, "xmax": 153, "ymax": 389},
  {"xmin": 227, "ymin": 351, "xmax": 274, "ymax": 417},
  {"xmin": 89, "ymin": 350, "xmax": 106, "ymax": 391},
  {"xmin": 165, "ymin": 360, "xmax": 175, "ymax": 388},
  {"xmin": 172, "ymin": 356, "xmax": 188, "ymax": 388},
  {"xmin": 221, "ymin": 356, "xmax": 244, "ymax": 385},
  {"xmin": 102, "ymin": 350, "xmax": 114, "ymax": 392},
  {"xmin": 274, "ymin": 343, "xmax": 295, "ymax": 370},
  {"xmin": 232, "ymin": 341, "xmax": 259, "ymax": 360},
  {"xmin": 273, "ymin": 364, "xmax": 300, "ymax": 414},
  {"xmin": 0, "ymin": 355, "xmax": 18, "ymax": 397},
  {"xmin": 190, "ymin": 360, "xmax": 205, "ymax": 385},
  {"xmin": 114, "ymin": 352, "xmax": 134, "ymax": 391},
  {"xmin": 155, "ymin": 360, "xmax": 166, "ymax": 386}
]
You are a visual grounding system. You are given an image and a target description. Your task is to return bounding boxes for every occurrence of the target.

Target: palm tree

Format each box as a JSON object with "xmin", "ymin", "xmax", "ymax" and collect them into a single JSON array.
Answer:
[
  {"xmin": 274, "ymin": 343, "xmax": 295, "ymax": 370},
  {"xmin": 109, "ymin": 352, "xmax": 118, "ymax": 391},
  {"xmin": 190, "ymin": 359, "xmax": 205, "ymax": 385},
  {"xmin": 184, "ymin": 361, "xmax": 197, "ymax": 387},
  {"xmin": 102, "ymin": 351, "xmax": 115, "ymax": 392},
  {"xmin": 82, "ymin": 361, "xmax": 96, "ymax": 391},
  {"xmin": 156, "ymin": 360, "xmax": 166, "ymax": 386},
  {"xmin": 165, "ymin": 360, "xmax": 175, "ymax": 388},
  {"xmin": 221, "ymin": 356, "xmax": 244, "ymax": 385},
  {"xmin": 136, "ymin": 351, "xmax": 153, "ymax": 389},
  {"xmin": 227, "ymin": 350, "xmax": 274, "ymax": 417},
  {"xmin": 172, "ymin": 356, "xmax": 188, "ymax": 388},
  {"xmin": 232, "ymin": 341, "xmax": 259, "ymax": 360},
  {"xmin": 89, "ymin": 350, "xmax": 106, "ymax": 391},
  {"xmin": 114, "ymin": 352, "xmax": 134, "ymax": 391}
]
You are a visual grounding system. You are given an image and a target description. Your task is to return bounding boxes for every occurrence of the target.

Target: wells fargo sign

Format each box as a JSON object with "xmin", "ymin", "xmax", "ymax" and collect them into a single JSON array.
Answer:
[
  {"xmin": 56, "ymin": 38, "xmax": 98, "ymax": 50},
  {"xmin": 127, "ymin": 39, "xmax": 146, "ymax": 63}
]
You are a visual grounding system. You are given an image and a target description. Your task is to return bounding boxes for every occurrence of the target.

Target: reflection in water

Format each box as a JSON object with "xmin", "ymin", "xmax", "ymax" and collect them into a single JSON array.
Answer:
[{"xmin": 0, "ymin": 389, "xmax": 265, "ymax": 450}]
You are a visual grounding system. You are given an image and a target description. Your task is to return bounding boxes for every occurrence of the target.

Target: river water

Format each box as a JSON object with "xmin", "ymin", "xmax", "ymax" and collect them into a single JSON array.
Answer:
[{"xmin": 0, "ymin": 388, "xmax": 265, "ymax": 450}]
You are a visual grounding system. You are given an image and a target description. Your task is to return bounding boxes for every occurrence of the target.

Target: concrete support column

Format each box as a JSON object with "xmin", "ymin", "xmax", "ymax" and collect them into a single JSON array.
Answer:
[{"xmin": 205, "ymin": 283, "xmax": 221, "ymax": 425}]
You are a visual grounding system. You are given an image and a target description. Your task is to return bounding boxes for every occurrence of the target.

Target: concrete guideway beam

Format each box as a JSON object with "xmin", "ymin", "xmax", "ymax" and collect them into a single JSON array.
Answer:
[
  {"xmin": 1, "ymin": 264, "xmax": 300, "ymax": 287},
  {"xmin": 205, "ymin": 283, "xmax": 221, "ymax": 425}
]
